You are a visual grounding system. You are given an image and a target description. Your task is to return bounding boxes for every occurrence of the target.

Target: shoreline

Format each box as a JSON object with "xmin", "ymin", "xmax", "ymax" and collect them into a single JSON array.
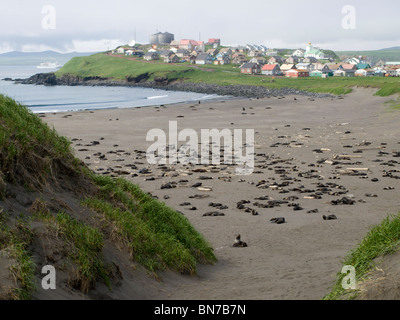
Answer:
[{"xmin": 15, "ymin": 72, "xmax": 337, "ymax": 100}]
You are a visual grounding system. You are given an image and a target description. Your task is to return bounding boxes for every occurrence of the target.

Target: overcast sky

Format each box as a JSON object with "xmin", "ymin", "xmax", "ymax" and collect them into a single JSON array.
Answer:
[{"xmin": 0, "ymin": 0, "xmax": 399, "ymax": 53}]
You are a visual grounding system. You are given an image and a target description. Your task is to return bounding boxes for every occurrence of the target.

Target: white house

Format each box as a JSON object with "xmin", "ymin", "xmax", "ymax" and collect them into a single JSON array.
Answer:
[
  {"xmin": 296, "ymin": 63, "xmax": 312, "ymax": 71},
  {"xmin": 292, "ymin": 49, "xmax": 305, "ymax": 57},
  {"xmin": 196, "ymin": 53, "xmax": 212, "ymax": 65}
]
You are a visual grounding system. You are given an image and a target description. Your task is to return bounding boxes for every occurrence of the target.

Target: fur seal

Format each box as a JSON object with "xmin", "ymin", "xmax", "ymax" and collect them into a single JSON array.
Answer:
[
  {"xmin": 270, "ymin": 217, "xmax": 285, "ymax": 224},
  {"xmin": 233, "ymin": 234, "xmax": 248, "ymax": 247},
  {"xmin": 323, "ymin": 215, "xmax": 337, "ymax": 220}
]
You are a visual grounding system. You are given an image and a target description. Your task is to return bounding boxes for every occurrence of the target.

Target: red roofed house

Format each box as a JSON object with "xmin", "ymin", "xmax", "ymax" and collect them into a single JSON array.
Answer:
[
  {"xmin": 179, "ymin": 39, "xmax": 199, "ymax": 51},
  {"xmin": 261, "ymin": 64, "xmax": 281, "ymax": 76},
  {"xmin": 208, "ymin": 38, "xmax": 221, "ymax": 46},
  {"xmin": 285, "ymin": 69, "xmax": 309, "ymax": 78}
]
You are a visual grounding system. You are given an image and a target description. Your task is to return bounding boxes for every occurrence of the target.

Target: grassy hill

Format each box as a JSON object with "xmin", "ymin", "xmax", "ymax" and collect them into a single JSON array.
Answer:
[
  {"xmin": 0, "ymin": 94, "xmax": 216, "ymax": 300},
  {"xmin": 337, "ymin": 48, "xmax": 400, "ymax": 64},
  {"xmin": 55, "ymin": 53, "xmax": 400, "ymax": 97}
]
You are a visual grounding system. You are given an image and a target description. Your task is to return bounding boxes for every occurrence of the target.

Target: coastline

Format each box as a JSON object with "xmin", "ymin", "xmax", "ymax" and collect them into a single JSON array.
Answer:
[
  {"xmin": 40, "ymin": 88, "xmax": 400, "ymax": 299},
  {"xmin": 15, "ymin": 72, "xmax": 337, "ymax": 100}
]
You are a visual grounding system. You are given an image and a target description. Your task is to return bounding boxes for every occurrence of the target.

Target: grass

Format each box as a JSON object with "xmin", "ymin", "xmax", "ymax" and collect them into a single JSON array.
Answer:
[
  {"xmin": 0, "ymin": 211, "xmax": 36, "ymax": 300},
  {"xmin": 384, "ymin": 97, "xmax": 400, "ymax": 111},
  {"xmin": 82, "ymin": 175, "xmax": 216, "ymax": 275},
  {"xmin": 55, "ymin": 53, "xmax": 400, "ymax": 97},
  {"xmin": 0, "ymin": 94, "xmax": 76, "ymax": 191},
  {"xmin": 0, "ymin": 95, "xmax": 217, "ymax": 298},
  {"xmin": 34, "ymin": 210, "xmax": 110, "ymax": 293},
  {"xmin": 324, "ymin": 214, "xmax": 400, "ymax": 300}
]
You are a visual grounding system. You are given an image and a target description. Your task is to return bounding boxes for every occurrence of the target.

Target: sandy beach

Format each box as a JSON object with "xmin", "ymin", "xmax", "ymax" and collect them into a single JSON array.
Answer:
[{"xmin": 41, "ymin": 88, "xmax": 400, "ymax": 300}]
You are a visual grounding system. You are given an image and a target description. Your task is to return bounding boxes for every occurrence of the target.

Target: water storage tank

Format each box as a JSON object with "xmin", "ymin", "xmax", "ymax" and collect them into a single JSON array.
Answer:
[
  {"xmin": 159, "ymin": 32, "xmax": 174, "ymax": 45},
  {"xmin": 150, "ymin": 32, "xmax": 161, "ymax": 45}
]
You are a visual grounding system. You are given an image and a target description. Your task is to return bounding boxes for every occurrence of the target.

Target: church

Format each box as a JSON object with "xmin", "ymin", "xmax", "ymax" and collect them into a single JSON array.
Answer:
[{"xmin": 304, "ymin": 42, "xmax": 325, "ymax": 60}]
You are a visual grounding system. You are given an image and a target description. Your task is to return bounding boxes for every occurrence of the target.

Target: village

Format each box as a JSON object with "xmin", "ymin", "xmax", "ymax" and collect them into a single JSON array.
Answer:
[{"xmin": 111, "ymin": 32, "xmax": 400, "ymax": 79}]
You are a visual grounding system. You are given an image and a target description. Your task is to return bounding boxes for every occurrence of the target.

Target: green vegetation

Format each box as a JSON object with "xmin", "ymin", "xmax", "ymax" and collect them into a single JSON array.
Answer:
[
  {"xmin": 325, "ymin": 214, "xmax": 400, "ymax": 300},
  {"xmin": 384, "ymin": 97, "xmax": 400, "ymax": 111},
  {"xmin": 337, "ymin": 48, "xmax": 400, "ymax": 63},
  {"xmin": 0, "ymin": 211, "xmax": 36, "ymax": 300},
  {"xmin": 0, "ymin": 94, "xmax": 76, "ymax": 193},
  {"xmin": 0, "ymin": 95, "xmax": 216, "ymax": 299},
  {"xmin": 82, "ymin": 176, "xmax": 216, "ymax": 274},
  {"xmin": 56, "ymin": 53, "xmax": 400, "ymax": 97},
  {"xmin": 34, "ymin": 209, "xmax": 110, "ymax": 293}
]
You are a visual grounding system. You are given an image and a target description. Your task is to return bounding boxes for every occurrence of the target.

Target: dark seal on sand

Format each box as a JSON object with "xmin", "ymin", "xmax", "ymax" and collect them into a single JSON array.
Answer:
[{"xmin": 233, "ymin": 234, "xmax": 248, "ymax": 247}]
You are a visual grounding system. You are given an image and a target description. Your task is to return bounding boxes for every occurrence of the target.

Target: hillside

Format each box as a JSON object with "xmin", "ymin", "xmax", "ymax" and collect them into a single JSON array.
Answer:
[
  {"xmin": 0, "ymin": 94, "xmax": 216, "ymax": 300},
  {"xmin": 337, "ymin": 48, "xmax": 400, "ymax": 64},
  {"xmin": 50, "ymin": 52, "xmax": 400, "ymax": 97}
]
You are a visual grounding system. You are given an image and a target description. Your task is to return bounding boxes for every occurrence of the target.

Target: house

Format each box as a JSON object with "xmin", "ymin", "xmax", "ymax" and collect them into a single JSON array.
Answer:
[
  {"xmin": 125, "ymin": 49, "xmax": 144, "ymax": 57},
  {"xmin": 175, "ymin": 49, "xmax": 189, "ymax": 58},
  {"xmin": 286, "ymin": 56, "xmax": 300, "ymax": 64},
  {"xmin": 310, "ymin": 66, "xmax": 333, "ymax": 77},
  {"xmin": 355, "ymin": 69, "xmax": 374, "ymax": 77},
  {"xmin": 285, "ymin": 69, "xmax": 309, "ymax": 78},
  {"xmin": 296, "ymin": 63, "xmax": 312, "ymax": 71},
  {"xmin": 232, "ymin": 53, "xmax": 248, "ymax": 65},
  {"xmin": 196, "ymin": 53, "xmax": 212, "ymax": 65},
  {"xmin": 250, "ymin": 57, "xmax": 267, "ymax": 65},
  {"xmin": 356, "ymin": 63, "xmax": 372, "ymax": 70},
  {"xmin": 248, "ymin": 50, "xmax": 264, "ymax": 57},
  {"xmin": 396, "ymin": 69, "xmax": 400, "ymax": 77},
  {"xmin": 143, "ymin": 52, "xmax": 159, "ymax": 61},
  {"xmin": 115, "ymin": 46, "xmax": 127, "ymax": 54},
  {"xmin": 160, "ymin": 50, "xmax": 174, "ymax": 59},
  {"xmin": 280, "ymin": 64, "xmax": 296, "ymax": 74},
  {"xmin": 268, "ymin": 56, "xmax": 283, "ymax": 64},
  {"xmin": 334, "ymin": 69, "xmax": 355, "ymax": 77},
  {"xmin": 341, "ymin": 63, "xmax": 357, "ymax": 70},
  {"xmin": 180, "ymin": 39, "xmax": 199, "ymax": 51},
  {"xmin": 372, "ymin": 67, "xmax": 387, "ymax": 77},
  {"xmin": 206, "ymin": 48, "xmax": 219, "ymax": 56},
  {"xmin": 292, "ymin": 49, "xmax": 305, "ymax": 57},
  {"xmin": 384, "ymin": 68, "xmax": 398, "ymax": 77},
  {"xmin": 170, "ymin": 40, "xmax": 180, "ymax": 48},
  {"xmin": 326, "ymin": 63, "xmax": 344, "ymax": 71},
  {"xmin": 240, "ymin": 63, "xmax": 261, "ymax": 74},
  {"xmin": 219, "ymin": 48, "xmax": 232, "ymax": 56},
  {"xmin": 197, "ymin": 41, "xmax": 205, "ymax": 52},
  {"xmin": 303, "ymin": 57, "xmax": 318, "ymax": 63},
  {"xmin": 164, "ymin": 54, "xmax": 180, "ymax": 63},
  {"xmin": 207, "ymin": 38, "xmax": 221, "ymax": 46},
  {"xmin": 215, "ymin": 55, "xmax": 231, "ymax": 65},
  {"xmin": 261, "ymin": 64, "xmax": 281, "ymax": 76}
]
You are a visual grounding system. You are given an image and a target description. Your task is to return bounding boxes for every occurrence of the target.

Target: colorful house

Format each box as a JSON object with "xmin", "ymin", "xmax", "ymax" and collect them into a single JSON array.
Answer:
[
  {"xmin": 261, "ymin": 64, "xmax": 281, "ymax": 76},
  {"xmin": 356, "ymin": 63, "xmax": 372, "ymax": 70},
  {"xmin": 334, "ymin": 69, "xmax": 355, "ymax": 77},
  {"xmin": 355, "ymin": 69, "xmax": 374, "ymax": 77},
  {"xmin": 285, "ymin": 69, "xmax": 309, "ymax": 78},
  {"xmin": 280, "ymin": 64, "xmax": 296, "ymax": 74},
  {"xmin": 195, "ymin": 53, "xmax": 212, "ymax": 65}
]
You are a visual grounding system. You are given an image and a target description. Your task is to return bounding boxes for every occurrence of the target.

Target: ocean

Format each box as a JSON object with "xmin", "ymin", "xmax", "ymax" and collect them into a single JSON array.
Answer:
[{"xmin": 0, "ymin": 65, "xmax": 226, "ymax": 113}]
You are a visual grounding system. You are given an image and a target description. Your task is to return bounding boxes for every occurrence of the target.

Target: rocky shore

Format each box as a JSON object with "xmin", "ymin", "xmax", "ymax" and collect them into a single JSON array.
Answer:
[{"xmin": 15, "ymin": 72, "xmax": 335, "ymax": 99}]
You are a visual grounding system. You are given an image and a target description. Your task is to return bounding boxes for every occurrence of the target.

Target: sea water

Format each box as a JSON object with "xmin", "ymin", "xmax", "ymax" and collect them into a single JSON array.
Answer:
[{"xmin": 0, "ymin": 66, "xmax": 226, "ymax": 113}]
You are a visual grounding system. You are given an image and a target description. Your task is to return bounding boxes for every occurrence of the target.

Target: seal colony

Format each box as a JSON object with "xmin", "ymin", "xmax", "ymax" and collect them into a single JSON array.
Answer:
[{"xmin": 43, "ymin": 88, "xmax": 400, "ymax": 300}]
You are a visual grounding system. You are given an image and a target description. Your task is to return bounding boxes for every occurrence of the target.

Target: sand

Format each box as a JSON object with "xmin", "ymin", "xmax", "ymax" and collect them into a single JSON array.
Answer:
[{"xmin": 42, "ymin": 88, "xmax": 400, "ymax": 300}]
